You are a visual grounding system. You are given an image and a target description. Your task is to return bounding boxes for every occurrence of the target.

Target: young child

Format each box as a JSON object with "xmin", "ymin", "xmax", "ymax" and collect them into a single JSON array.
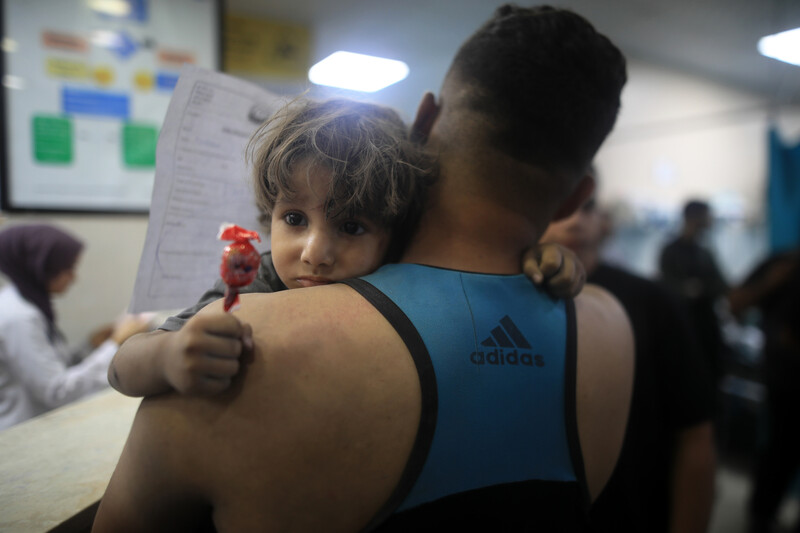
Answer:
[{"xmin": 109, "ymin": 98, "xmax": 584, "ymax": 397}]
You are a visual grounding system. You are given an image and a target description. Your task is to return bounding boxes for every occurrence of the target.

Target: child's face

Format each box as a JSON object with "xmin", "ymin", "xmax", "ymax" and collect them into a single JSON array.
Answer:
[{"xmin": 270, "ymin": 161, "xmax": 391, "ymax": 289}]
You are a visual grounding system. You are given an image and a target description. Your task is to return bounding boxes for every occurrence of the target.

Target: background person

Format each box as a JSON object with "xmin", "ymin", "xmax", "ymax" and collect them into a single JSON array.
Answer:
[
  {"xmin": 728, "ymin": 249, "xmax": 800, "ymax": 533},
  {"xmin": 0, "ymin": 224, "xmax": 150, "ymax": 430},
  {"xmin": 660, "ymin": 199, "xmax": 729, "ymax": 385}
]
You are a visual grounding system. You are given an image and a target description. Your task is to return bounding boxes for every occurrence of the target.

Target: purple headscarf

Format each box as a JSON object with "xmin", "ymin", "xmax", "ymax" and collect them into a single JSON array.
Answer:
[{"xmin": 0, "ymin": 224, "xmax": 84, "ymax": 326}]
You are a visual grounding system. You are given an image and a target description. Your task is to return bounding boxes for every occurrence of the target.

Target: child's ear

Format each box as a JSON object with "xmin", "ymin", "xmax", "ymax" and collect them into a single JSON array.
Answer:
[{"xmin": 411, "ymin": 92, "xmax": 439, "ymax": 144}]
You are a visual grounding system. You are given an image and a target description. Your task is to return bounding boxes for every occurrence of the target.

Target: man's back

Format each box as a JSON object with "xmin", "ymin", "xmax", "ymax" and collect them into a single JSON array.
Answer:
[
  {"xmin": 349, "ymin": 264, "xmax": 593, "ymax": 530},
  {"xmin": 93, "ymin": 6, "xmax": 633, "ymax": 530},
  {"xmin": 94, "ymin": 278, "xmax": 632, "ymax": 532}
]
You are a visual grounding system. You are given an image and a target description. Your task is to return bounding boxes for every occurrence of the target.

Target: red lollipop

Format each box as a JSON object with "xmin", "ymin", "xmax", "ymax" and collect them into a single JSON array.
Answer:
[{"xmin": 218, "ymin": 223, "xmax": 261, "ymax": 311}]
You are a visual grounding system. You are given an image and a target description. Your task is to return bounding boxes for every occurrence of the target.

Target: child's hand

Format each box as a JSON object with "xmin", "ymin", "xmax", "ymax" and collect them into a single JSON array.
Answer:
[
  {"xmin": 522, "ymin": 243, "xmax": 586, "ymax": 298},
  {"xmin": 164, "ymin": 312, "xmax": 253, "ymax": 395}
]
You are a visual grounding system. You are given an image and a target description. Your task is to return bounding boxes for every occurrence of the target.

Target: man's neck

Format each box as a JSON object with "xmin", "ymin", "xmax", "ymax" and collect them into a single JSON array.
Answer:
[{"xmin": 401, "ymin": 182, "xmax": 543, "ymax": 274}]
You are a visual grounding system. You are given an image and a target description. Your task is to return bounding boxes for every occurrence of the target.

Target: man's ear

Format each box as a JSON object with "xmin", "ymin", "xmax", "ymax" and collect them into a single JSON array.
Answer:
[
  {"xmin": 411, "ymin": 92, "xmax": 439, "ymax": 143},
  {"xmin": 552, "ymin": 175, "xmax": 596, "ymax": 222}
]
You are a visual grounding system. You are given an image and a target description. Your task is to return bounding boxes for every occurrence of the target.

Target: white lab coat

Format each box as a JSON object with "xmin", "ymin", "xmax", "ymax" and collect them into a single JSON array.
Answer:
[{"xmin": 0, "ymin": 284, "xmax": 118, "ymax": 430}]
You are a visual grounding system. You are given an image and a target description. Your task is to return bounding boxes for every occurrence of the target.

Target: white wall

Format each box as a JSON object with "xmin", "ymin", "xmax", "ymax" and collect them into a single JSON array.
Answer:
[
  {"xmin": 594, "ymin": 60, "xmax": 800, "ymax": 283},
  {"xmin": 3, "ymin": 59, "xmax": 800, "ymax": 343},
  {"xmin": 597, "ymin": 60, "xmax": 800, "ymax": 220}
]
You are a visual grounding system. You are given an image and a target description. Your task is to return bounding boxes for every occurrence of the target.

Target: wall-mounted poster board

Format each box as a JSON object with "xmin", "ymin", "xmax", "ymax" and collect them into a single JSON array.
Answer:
[{"xmin": 0, "ymin": 0, "xmax": 222, "ymax": 213}]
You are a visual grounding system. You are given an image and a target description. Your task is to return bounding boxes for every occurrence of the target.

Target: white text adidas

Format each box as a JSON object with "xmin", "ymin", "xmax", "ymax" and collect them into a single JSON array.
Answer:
[{"xmin": 469, "ymin": 348, "xmax": 545, "ymax": 367}]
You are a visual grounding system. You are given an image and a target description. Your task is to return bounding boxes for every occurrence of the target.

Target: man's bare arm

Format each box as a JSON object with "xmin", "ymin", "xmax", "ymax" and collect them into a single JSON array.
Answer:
[{"xmin": 91, "ymin": 393, "xmax": 218, "ymax": 532}]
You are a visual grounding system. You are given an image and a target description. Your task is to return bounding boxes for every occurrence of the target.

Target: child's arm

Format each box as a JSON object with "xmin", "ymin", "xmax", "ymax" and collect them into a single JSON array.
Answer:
[
  {"xmin": 522, "ymin": 243, "xmax": 586, "ymax": 298},
  {"xmin": 109, "ymin": 252, "xmax": 278, "ymax": 397},
  {"xmin": 108, "ymin": 311, "xmax": 252, "ymax": 397}
]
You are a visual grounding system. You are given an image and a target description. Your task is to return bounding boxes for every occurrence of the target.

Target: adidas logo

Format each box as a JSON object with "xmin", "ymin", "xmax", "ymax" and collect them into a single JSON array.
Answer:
[{"xmin": 469, "ymin": 315, "xmax": 545, "ymax": 367}]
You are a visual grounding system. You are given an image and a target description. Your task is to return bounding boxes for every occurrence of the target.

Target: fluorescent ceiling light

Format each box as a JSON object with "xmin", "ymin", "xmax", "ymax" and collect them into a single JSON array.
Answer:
[
  {"xmin": 87, "ymin": 0, "xmax": 132, "ymax": 17},
  {"xmin": 758, "ymin": 27, "xmax": 800, "ymax": 66},
  {"xmin": 308, "ymin": 51, "xmax": 409, "ymax": 92}
]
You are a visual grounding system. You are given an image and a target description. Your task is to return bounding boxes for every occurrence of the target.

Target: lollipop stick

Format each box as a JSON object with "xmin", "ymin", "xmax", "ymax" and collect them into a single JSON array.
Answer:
[{"xmin": 223, "ymin": 287, "xmax": 240, "ymax": 312}]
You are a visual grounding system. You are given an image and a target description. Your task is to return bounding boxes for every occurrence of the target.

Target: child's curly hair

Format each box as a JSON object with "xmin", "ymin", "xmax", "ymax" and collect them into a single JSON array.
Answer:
[{"xmin": 247, "ymin": 98, "xmax": 436, "ymax": 258}]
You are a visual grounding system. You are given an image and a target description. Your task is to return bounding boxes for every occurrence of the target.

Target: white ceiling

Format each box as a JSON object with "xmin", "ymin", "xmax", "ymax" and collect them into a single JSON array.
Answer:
[{"xmin": 225, "ymin": 0, "xmax": 800, "ymax": 118}]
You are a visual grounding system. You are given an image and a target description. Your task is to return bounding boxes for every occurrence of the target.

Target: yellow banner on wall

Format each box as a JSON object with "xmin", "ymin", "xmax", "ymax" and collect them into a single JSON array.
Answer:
[
  {"xmin": 46, "ymin": 58, "xmax": 89, "ymax": 80},
  {"xmin": 224, "ymin": 14, "xmax": 312, "ymax": 80}
]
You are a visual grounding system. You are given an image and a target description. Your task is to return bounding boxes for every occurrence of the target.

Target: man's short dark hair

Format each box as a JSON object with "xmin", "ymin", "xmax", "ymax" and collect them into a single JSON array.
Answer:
[
  {"xmin": 683, "ymin": 199, "xmax": 710, "ymax": 220},
  {"xmin": 448, "ymin": 4, "xmax": 627, "ymax": 178}
]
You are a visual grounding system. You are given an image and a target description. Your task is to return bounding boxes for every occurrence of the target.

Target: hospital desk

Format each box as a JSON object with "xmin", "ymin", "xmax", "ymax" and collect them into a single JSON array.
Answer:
[{"xmin": 0, "ymin": 390, "xmax": 140, "ymax": 532}]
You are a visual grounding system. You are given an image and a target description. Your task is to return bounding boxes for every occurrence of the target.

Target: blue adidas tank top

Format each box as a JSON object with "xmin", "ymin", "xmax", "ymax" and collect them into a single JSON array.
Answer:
[{"xmin": 342, "ymin": 263, "xmax": 589, "ymax": 531}]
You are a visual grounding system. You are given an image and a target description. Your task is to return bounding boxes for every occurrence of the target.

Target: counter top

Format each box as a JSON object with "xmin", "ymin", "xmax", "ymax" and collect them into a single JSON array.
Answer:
[{"xmin": 0, "ymin": 389, "xmax": 140, "ymax": 532}]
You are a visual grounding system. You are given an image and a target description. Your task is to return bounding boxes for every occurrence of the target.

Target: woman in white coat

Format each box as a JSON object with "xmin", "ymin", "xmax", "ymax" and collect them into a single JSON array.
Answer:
[{"xmin": 0, "ymin": 224, "xmax": 148, "ymax": 430}]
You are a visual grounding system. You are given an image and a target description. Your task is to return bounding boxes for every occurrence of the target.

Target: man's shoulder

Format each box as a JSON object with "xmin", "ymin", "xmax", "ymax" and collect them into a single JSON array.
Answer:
[
  {"xmin": 571, "ymin": 284, "xmax": 634, "ymax": 500},
  {"xmin": 235, "ymin": 284, "xmax": 372, "ymax": 335},
  {"xmin": 105, "ymin": 283, "xmax": 422, "ymax": 531},
  {"xmin": 661, "ymin": 236, "xmax": 679, "ymax": 249},
  {"xmin": 230, "ymin": 284, "xmax": 416, "ymax": 385},
  {"xmin": 573, "ymin": 283, "xmax": 634, "ymax": 364},
  {"xmin": 659, "ymin": 236, "xmax": 685, "ymax": 257},
  {"xmin": 573, "ymin": 283, "xmax": 635, "ymax": 377},
  {"xmin": 574, "ymin": 282, "xmax": 626, "ymax": 315}
]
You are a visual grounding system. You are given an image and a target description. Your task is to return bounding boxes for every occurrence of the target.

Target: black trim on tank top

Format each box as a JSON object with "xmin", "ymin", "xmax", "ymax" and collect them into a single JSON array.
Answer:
[
  {"xmin": 370, "ymin": 479, "xmax": 587, "ymax": 532},
  {"xmin": 563, "ymin": 297, "xmax": 591, "ymax": 512},
  {"xmin": 339, "ymin": 278, "xmax": 439, "ymax": 533}
]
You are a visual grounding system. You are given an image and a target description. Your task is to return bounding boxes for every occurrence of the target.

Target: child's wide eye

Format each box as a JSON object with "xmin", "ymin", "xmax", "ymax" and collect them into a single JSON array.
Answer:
[
  {"xmin": 284, "ymin": 212, "xmax": 305, "ymax": 226},
  {"xmin": 341, "ymin": 221, "xmax": 366, "ymax": 236}
]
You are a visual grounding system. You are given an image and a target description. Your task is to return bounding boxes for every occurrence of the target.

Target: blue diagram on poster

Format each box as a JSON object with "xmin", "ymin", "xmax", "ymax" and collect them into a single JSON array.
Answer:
[
  {"xmin": 156, "ymin": 72, "xmax": 179, "ymax": 91},
  {"xmin": 62, "ymin": 87, "xmax": 130, "ymax": 119},
  {"xmin": 94, "ymin": 30, "xmax": 139, "ymax": 59}
]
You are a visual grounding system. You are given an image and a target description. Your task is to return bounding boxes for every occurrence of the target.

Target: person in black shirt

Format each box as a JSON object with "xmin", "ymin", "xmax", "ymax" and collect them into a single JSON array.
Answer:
[
  {"xmin": 659, "ymin": 200, "xmax": 729, "ymax": 384},
  {"xmin": 542, "ymin": 188, "xmax": 716, "ymax": 533},
  {"xmin": 729, "ymin": 250, "xmax": 800, "ymax": 533}
]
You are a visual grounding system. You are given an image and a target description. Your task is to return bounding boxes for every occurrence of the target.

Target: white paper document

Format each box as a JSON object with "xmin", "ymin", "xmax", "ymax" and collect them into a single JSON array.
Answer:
[{"xmin": 130, "ymin": 65, "xmax": 284, "ymax": 313}]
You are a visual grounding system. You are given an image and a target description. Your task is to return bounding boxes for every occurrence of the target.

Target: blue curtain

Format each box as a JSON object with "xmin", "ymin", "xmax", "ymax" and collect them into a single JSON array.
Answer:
[{"xmin": 768, "ymin": 128, "xmax": 800, "ymax": 252}]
